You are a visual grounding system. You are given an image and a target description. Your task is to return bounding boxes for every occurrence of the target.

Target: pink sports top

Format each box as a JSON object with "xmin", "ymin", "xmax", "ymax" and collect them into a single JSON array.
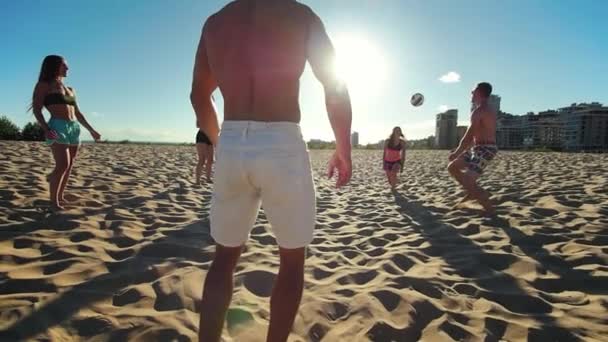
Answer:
[{"xmin": 384, "ymin": 144, "xmax": 403, "ymax": 162}]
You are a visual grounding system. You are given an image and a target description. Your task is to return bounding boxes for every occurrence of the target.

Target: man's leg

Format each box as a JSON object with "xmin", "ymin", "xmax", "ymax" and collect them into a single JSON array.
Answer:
[
  {"xmin": 256, "ymin": 133, "xmax": 315, "ymax": 341},
  {"xmin": 471, "ymin": 172, "xmax": 494, "ymax": 214},
  {"xmin": 454, "ymin": 172, "xmax": 494, "ymax": 214},
  {"xmin": 448, "ymin": 158, "xmax": 492, "ymax": 212},
  {"xmin": 460, "ymin": 172, "xmax": 494, "ymax": 213},
  {"xmin": 267, "ymin": 247, "xmax": 305, "ymax": 342},
  {"xmin": 448, "ymin": 157, "xmax": 471, "ymax": 204},
  {"xmin": 199, "ymin": 244, "xmax": 243, "ymax": 342}
]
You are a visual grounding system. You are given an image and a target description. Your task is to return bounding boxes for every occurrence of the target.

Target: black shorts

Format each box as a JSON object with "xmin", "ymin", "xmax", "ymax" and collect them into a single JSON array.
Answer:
[
  {"xmin": 383, "ymin": 160, "xmax": 401, "ymax": 171},
  {"xmin": 196, "ymin": 130, "xmax": 212, "ymax": 145}
]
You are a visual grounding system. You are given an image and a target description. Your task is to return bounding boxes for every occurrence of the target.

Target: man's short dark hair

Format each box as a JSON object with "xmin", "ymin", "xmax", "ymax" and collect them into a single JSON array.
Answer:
[{"xmin": 476, "ymin": 82, "xmax": 492, "ymax": 98}]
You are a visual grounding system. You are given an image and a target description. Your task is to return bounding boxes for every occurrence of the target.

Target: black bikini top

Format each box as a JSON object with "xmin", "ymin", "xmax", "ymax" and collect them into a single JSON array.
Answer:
[{"xmin": 44, "ymin": 91, "xmax": 76, "ymax": 107}]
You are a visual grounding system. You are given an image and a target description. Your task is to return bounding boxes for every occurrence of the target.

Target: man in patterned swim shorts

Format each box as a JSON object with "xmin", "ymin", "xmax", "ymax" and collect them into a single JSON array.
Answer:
[{"xmin": 448, "ymin": 82, "xmax": 497, "ymax": 215}]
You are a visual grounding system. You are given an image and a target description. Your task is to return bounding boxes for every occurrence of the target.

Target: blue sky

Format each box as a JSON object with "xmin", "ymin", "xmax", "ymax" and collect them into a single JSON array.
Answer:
[{"xmin": 1, "ymin": 0, "xmax": 606, "ymax": 143}]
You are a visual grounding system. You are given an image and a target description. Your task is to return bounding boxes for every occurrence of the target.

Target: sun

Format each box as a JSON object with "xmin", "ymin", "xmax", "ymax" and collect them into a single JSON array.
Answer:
[{"xmin": 332, "ymin": 34, "xmax": 388, "ymax": 94}]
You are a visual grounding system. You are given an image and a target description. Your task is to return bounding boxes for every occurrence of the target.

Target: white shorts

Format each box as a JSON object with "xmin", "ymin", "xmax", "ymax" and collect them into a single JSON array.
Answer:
[{"xmin": 210, "ymin": 121, "xmax": 316, "ymax": 249}]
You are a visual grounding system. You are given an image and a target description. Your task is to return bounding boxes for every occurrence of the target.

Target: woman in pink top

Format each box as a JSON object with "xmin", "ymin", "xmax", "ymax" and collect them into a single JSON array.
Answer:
[{"xmin": 383, "ymin": 126, "xmax": 406, "ymax": 189}]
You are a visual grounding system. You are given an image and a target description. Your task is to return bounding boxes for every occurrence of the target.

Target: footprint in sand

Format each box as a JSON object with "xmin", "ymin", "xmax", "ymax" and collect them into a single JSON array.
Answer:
[{"xmin": 243, "ymin": 270, "xmax": 275, "ymax": 297}]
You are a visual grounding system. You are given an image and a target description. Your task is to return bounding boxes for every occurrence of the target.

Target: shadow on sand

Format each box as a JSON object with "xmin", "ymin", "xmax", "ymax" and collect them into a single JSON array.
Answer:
[
  {"xmin": 0, "ymin": 186, "xmax": 214, "ymax": 340},
  {"xmin": 370, "ymin": 190, "xmax": 583, "ymax": 342}
]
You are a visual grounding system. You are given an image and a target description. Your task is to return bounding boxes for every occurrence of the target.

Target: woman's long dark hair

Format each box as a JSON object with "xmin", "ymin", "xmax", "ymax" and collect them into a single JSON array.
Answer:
[
  {"xmin": 38, "ymin": 55, "xmax": 64, "ymax": 83},
  {"xmin": 29, "ymin": 55, "xmax": 64, "ymax": 111},
  {"xmin": 387, "ymin": 126, "xmax": 404, "ymax": 148}
]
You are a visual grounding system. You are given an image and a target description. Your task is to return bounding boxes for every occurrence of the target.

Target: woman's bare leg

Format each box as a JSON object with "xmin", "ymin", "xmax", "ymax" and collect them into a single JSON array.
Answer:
[
  {"xmin": 49, "ymin": 144, "xmax": 70, "ymax": 209},
  {"xmin": 58, "ymin": 145, "xmax": 79, "ymax": 203}
]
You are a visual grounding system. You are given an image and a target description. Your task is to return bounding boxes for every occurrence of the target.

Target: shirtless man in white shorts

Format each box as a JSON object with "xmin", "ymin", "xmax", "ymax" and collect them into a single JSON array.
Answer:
[{"xmin": 190, "ymin": 1, "xmax": 352, "ymax": 341}]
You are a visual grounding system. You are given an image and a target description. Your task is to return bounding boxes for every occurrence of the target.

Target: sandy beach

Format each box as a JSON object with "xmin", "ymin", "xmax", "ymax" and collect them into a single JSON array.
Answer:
[{"xmin": 0, "ymin": 141, "xmax": 606, "ymax": 341}]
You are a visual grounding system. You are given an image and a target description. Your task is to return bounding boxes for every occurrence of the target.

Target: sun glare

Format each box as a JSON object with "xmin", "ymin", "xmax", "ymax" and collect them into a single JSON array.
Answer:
[{"xmin": 332, "ymin": 34, "xmax": 388, "ymax": 94}]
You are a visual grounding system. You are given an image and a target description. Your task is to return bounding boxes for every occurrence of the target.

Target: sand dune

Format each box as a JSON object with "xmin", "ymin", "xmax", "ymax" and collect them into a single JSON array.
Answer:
[{"xmin": 0, "ymin": 141, "xmax": 606, "ymax": 341}]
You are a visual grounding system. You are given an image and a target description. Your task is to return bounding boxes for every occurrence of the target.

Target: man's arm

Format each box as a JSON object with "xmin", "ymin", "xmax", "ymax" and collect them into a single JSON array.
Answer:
[
  {"xmin": 452, "ymin": 109, "xmax": 480, "ymax": 156},
  {"xmin": 190, "ymin": 22, "xmax": 219, "ymax": 145},
  {"xmin": 306, "ymin": 11, "xmax": 352, "ymax": 158}
]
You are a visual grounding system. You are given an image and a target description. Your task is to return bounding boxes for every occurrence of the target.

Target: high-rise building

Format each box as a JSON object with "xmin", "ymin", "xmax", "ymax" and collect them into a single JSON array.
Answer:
[
  {"xmin": 435, "ymin": 109, "xmax": 458, "ymax": 149},
  {"xmin": 471, "ymin": 94, "xmax": 501, "ymax": 113},
  {"xmin": 350, "ymin": 132, "xmax": 359, "ymax": 147},
  {"xmin": 456, "ymin": 126, "xmax": 468, "ymax": 143}
]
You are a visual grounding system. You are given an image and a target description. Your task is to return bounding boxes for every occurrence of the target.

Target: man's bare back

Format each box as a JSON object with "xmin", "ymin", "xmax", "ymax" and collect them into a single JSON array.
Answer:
[{"xmin": 202, "ymin": 0, "xmax": 334, "ymax": 122}]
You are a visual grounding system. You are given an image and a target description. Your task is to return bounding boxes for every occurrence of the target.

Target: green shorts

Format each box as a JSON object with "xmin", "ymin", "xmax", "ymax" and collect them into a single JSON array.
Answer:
[{"xmin": 46, "ymin": 118, "xmax": 81, "ymax": 146}]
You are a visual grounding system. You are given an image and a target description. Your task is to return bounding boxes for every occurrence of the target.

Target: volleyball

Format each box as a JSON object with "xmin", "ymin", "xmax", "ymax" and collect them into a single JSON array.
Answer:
[{"xmin": 410, "ymin": 93, "xmax": 424, "ymax": 107}]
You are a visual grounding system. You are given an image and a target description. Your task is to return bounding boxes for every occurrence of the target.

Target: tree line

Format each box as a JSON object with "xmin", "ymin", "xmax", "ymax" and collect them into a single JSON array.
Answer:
[{"xmin": 0, "ymin": 115, "xmax": 45, "ymax": 141}]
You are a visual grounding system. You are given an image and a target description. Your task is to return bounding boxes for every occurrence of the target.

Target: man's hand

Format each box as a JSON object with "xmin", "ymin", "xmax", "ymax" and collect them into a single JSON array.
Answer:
[
  {"xmin": 327, "ymin": 149, "xmax": 351, "ymax": 188},
  {"xmin": 200, "ymin": 143, "xmax": 215, "ymax": 182}
]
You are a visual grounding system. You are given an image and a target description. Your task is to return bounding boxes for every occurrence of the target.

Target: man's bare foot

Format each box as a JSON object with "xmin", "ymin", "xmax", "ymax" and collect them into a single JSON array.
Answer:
[
  {"xmin": 51, "ymin": 202, "xmax": 66, "ymax": 211},
  {"xmin": 477, "ymin": 189, "xmax": 495, "ymax": 216},
  {"xmin": 452, "ymin": 193, "xmax": 472, "ymax": 209},
  {"xmin": 59, "ymin": 194, "xmax": 79, "ymax": 204},
  {"xmin": 482, "ymin": 207, "xmax": 496, "ymax": 217},
  {"xmin": 58, "ymin": 199, "xmax": 74, "ymax": 207}
]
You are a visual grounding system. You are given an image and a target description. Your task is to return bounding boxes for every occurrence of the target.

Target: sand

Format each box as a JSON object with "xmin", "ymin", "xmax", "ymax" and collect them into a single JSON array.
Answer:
[{"xmin": 0, "ymin": 141, "xmax": 607, "ymax": 341}]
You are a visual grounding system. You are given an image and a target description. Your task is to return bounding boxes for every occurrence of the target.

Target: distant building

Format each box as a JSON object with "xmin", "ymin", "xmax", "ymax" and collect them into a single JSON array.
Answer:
[
  {"xmin": 522, "ymin": 110, "xmax": 562, "ymax": 149},
  {"xmin": 427, "ymin": 135, "xmax": 435, "ymax": 148},
  {"xmin": 495, "ymin": 102, "xmax": 608, "ymax": 151},
  {"xmin": 350, "ymin": 132, "xmax": 359, "ymax": 147},
  {"xmin": 560, "ymin": 102, "xmax": 608, "ymax": 151},
  {"xmin": 456, "ymin": 126, "xmax": 467, "ymax": 143},
  {"xmin": 489, "ymin": 95, "xmax": 501, "ymax": 113},
  {"xmin": 435, "ymin": 109, "xmax": 458, "ymax": 149},
  {"xmin": 496, "ymin": 111, "xmax": 525, "ymax": 149},
  {"xmin": 496, "ymin": 111, "xmax": 561, "ymax": 149}
]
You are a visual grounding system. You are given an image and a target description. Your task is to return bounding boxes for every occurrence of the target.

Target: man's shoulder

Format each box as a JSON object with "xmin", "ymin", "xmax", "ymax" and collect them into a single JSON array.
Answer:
[
  {"xmin": 473, "ymin": 104, "xmax": 496, "ymax": 116},
  {"xmin": 203, "ymin": 1, "xmax": 318, "ymax": 44},
  {"xmin": 212, "ymin": 1, "xmax": 312, "ymax": 15},
  {"xmin": 203, "ymin": 1, "xmax": 237, "ymax": 29}
]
